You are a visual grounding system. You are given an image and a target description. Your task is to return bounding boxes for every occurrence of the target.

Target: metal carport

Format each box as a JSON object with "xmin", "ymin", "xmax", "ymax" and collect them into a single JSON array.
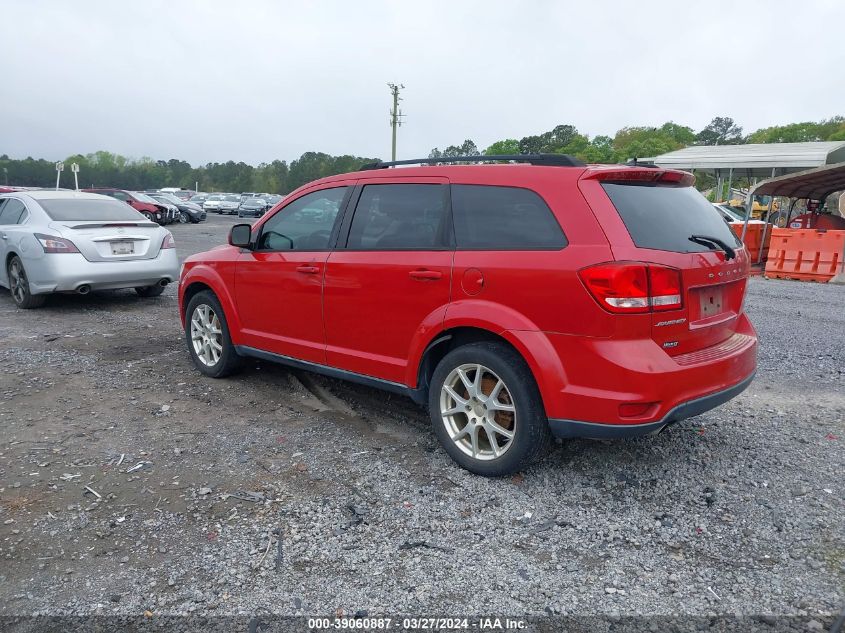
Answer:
[
  {"xmin": 645, "ymin": 141, "xmax": 845, "ymax": 204},
  {"xmin": 741, "ymin": 162, "xmax": 845, "ymax": 264}
]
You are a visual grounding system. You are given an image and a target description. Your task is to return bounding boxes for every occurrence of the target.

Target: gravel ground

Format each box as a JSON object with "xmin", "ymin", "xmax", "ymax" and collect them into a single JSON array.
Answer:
[{"xmin": 0, "ymin": 214, "xmax": 842, "ymax": 627}]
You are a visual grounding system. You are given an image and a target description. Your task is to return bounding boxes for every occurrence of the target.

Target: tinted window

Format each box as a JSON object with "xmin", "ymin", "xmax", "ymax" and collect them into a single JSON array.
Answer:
[
  {"xmin": 451, "ymin": 185, "xmax": 566, "ymax": 249},
  {"xmin": 0, "ymin": 199, "xmax": 28, "ymax": 224},
  {"xmin": 346, "ymin": 184, "xmax": 446, "ymax": 250},
  {"xmin": 38, "ymin": 198, "xmax": 144, "ymax": 221},
  {"xmin": 257, "ymin": 187, "xmax": 348, "ymax": 251},
  {"xmin": 602, "ymin": 184, "xmax": 742, "ymax": 253}
]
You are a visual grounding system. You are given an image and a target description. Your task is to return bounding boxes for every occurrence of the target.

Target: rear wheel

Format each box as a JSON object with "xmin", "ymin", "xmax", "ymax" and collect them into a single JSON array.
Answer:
[
  {"xmin": 428, "ymin": 342, "xmax": 551, "ymax": 476},
  {"xmin": 7, "ymin": 256, "xmax": 46, "ymax": 309},
  {"xmin": 185, "ymin": 290, "xmax": 241, "ymax": 377},
  {"xmin": 135, "ymin": 284, "xmax": 165, "ymax": 298}
]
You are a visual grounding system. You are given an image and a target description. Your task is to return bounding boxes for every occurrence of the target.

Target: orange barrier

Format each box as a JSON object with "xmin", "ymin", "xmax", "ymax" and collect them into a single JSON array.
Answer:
[
  {"xmin": 764, "ymin": 228, "xmax": 845, "ymax": 282},
  {"xmin": 731, "ymin": 223, "xmax": 771, "ymax": 261}
]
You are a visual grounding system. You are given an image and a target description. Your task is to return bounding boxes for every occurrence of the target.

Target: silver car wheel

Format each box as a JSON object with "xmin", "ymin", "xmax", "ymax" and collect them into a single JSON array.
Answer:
[
  {"xmin": 190, "ymin": 304, "xmax": 223, "ymax": 367},
  {"xmin": 439, "ymin": 363, "xmax": 516, "ymax": 461},
  {"xmin": 8, "ymin": 258, "xmax": 27, "ymax": 304}
]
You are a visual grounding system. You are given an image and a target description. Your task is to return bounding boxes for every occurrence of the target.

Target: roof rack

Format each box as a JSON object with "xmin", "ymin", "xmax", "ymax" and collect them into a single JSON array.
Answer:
[{"xmin": 360, "ymin": 154, "xmax": 586, "ymax": 170}]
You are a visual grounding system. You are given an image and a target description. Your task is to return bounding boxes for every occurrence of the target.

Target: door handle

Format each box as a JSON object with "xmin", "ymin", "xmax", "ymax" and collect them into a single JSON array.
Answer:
[
  {"xmin": 296, "ymin": 265, "xmax": 320, "ymax": 274},
  {"xmin": 409, "ymin": 269, "xmax": 442, "ymax": 281},
  {"xmin": 0, "ymin": 234, "xmax": 7, "ymax": 240}
]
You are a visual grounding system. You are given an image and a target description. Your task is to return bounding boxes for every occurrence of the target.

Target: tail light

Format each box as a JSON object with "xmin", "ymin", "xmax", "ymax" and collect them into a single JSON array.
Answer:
[
  {"xmin": 648, "ymin": 265, "xmax": 682, "ymax": 311},
  {"xmin": 34, "ymin": 233, "xmax": 80, "ymax": 254},
  {"xmin": 161, "ymin": 233, "xmax": 175, "ymax": 249},
  {"xmin": 579, "ymin": 262, "xmax": 683, "ymax": 314}
]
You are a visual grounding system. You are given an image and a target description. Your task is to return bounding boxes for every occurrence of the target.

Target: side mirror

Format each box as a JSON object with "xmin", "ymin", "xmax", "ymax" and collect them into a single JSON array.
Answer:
[{"xmin": 229, "ymin": 224, "xmax": 253, "ymax": 249}]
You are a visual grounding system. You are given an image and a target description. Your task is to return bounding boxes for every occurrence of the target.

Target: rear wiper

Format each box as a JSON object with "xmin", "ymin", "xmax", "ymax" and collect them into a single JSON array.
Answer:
[{"xmin": 689, "ymin": 234, "xmax": 736, "ymax": 260}]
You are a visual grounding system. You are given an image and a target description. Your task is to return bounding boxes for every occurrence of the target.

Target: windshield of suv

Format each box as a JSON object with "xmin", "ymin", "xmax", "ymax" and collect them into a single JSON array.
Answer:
[
  {"xmin": 207, "ymin": 195, "xmax": 222, "ymax": 201},
  {"xmin": 224, "ymin": 195, "xmax": 241, "ymax": 202},
  {"xmin": 602, "ymin": 183, "xmax": 742, "ymax": 253},
  {"xmin": 39, "ymin": 198, "xmax": 146, "ymax": 221}
]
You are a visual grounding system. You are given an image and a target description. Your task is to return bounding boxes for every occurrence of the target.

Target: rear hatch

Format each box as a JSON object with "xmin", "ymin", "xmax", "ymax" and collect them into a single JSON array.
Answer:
[{"xmin": 580, "ymin": 169, "xmax": 750, "ymax": 357}]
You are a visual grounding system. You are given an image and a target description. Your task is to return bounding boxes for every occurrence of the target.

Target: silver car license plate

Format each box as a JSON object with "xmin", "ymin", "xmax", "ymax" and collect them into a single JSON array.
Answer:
[{"xmin": 111, "ymin": 241, "xmax": 134, "ymax": 255}]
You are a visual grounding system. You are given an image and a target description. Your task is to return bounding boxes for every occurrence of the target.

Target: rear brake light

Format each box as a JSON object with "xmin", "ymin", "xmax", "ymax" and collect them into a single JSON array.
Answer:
[
  {"xmin": 579, "ymin": 262, "xmax": 683, "ymax": 314},
  {"xmin": 161, "ymin": 233, "xmax": 175, "ymax": 249},
  {"xmin": 34, "ymin": 233, "xmax": 80, "ymax": 254},
  {"xmin": 586, "ymin": 168, "xmax": 695, "ymax": 187}
]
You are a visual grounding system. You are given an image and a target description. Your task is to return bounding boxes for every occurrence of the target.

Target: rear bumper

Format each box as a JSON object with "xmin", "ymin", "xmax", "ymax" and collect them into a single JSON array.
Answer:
[
  {"xmin": 508, "ymin": 312, "xmax": 758, "ymax": 436},
  {"xmin": 548, "ymin": 370, "xmax": 755, "ymax": 439},
  {"xmin": 27, "ymin": 251, "xmax": 180, "ymax": 294}
]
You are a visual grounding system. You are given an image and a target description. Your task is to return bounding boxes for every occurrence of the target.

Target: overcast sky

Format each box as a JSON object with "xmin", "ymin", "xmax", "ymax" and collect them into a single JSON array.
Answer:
[{"xmin": 2, "ymin": 0, "xmax": 843, "ymax": 166}]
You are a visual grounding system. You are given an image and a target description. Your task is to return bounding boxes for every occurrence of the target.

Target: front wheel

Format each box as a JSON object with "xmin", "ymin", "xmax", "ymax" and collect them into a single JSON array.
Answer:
[
  {"xmin": 7, "ymin": 256, "xmax": 46, "ymax": 309},
  {"xmin": 180, "ymin": 211, "xmax": 190, "ymax": 223},
  {"xmin": 184, "ymin": 290, "xmax": 241, "ymax": 377},
  {"xmin": 428, "ymin": 342, "xmax": 551, "ymax": 476}
]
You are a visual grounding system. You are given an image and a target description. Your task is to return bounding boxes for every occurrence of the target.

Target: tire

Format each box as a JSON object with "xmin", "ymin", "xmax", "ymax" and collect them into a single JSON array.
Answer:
[
  {"xmin": 135, "ymin": 284, "xmax": 165, "ymax": 298},
  {"xmin": 141, "ymin": 212, "xmax": 154, "ymax": 222},
  {"xmin": 184, "ymin": 290, "xmax": 241, "ymax": 378},
  {"xmin": 428, "ymin": 342, "xmax": 551, "ymax": 476},
  {"xmin": 7, "ymin": 256, "xmax": 46, "ymax": 309},
  {"xmin": 180, "ymin": 211, "xmax": 190, "ymax": 223}
]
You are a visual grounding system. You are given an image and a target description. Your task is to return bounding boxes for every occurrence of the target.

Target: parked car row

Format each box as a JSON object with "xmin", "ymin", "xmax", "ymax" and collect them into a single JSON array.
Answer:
[{"xmin": 197, "ymin": 192, "xmax": 283, "ymax": 217}]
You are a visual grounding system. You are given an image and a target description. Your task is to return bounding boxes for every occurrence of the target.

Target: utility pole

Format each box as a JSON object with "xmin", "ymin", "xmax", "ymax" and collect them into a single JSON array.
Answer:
[{"xmin": 388, "ymin": 83, "xmax": 404, "ymax": 161}]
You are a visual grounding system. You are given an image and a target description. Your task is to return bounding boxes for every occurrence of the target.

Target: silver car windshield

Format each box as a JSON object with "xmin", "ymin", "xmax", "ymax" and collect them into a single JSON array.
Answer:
[{"xmin": 39, "ymin": 198, "xmax": 144, "ymax": 221}]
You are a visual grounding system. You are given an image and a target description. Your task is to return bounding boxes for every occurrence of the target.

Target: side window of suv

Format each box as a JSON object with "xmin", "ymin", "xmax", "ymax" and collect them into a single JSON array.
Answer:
[
  {"xmin": 346, "ymin": 184, "xmax": 447, "ymax": 250},
  {"xmin": 0, "ymin": 199, "xmax": 28, "ymax": 224},
  {"xmin": 451, "ymin": 185, "xmax": 567, "ymax": 250},
  {"xmin": 257, "ymin": 187, "xmax": 349, "ymax": 251}
]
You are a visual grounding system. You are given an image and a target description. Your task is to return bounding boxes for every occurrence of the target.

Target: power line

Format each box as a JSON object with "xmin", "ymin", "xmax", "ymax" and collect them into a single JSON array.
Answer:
[{"xmin": 387, "ymin": 83, "xmax": 405, "ymax": 161}]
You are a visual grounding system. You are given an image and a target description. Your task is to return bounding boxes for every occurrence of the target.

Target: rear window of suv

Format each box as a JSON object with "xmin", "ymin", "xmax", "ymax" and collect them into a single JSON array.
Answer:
[
  {"xmin": 602, "ymin": 183, "xmax": 742, "ymax": 253},
  {"xmin": 451, "ymin": 185, "xmax": 566, "ymax": 249}
]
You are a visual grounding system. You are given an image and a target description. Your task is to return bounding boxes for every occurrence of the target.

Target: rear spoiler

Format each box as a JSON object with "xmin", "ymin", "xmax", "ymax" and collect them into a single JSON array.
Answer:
[
  {"xmin": 64, "ymin": 222, "xmax": 154, "ymax": 229},
  {"xmin": 583, "ymin": 168, "xmax": 695, "ymax": 187}
]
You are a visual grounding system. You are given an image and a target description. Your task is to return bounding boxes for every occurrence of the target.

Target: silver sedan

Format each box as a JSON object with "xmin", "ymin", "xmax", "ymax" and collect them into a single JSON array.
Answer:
[{"xmin": 0, "ymin": 191, "xmax": 180, "ymax": 309}]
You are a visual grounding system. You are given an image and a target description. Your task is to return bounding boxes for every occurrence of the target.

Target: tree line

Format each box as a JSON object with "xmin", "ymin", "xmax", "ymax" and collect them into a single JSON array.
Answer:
[
  {"xmin": 2, "ymin": 115, "xmax": 843, "ymax": 194},
  {"xmin": 431, "ymin": 116, "xmax": 845, "ymax": 165},
  {"xmin": 0, "ymin": 151, "xmax": 378, "ymax": 195}
]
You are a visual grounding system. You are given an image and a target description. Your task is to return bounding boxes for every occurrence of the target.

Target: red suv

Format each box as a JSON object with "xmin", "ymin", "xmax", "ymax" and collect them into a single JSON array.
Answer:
[
  {"xmin": 82, "ymin": 188, "xmax": 166, "ymax": 223},
  {"xmin": 179, "ymin": 155, "xmax": 757, "ymax": 476}
]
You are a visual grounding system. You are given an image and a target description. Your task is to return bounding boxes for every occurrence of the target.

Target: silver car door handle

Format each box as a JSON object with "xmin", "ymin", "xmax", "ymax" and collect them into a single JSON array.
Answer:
[{"xmin": 0, "ymin": 234, "xmax": 7, "ymax": 240}]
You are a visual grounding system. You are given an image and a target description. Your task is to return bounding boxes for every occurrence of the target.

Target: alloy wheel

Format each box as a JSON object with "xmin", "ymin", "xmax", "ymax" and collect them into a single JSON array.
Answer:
[
  {"xmin": 439, "ymin": 363, "xmax": 516, "ymax": 460},
  {"xmin": 8, "ymin": 258, "xmax": 28, "ymax": 304},
  {"xmin": 190, "ymin": 304, "xmax": 223, "ymax": 366}
]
